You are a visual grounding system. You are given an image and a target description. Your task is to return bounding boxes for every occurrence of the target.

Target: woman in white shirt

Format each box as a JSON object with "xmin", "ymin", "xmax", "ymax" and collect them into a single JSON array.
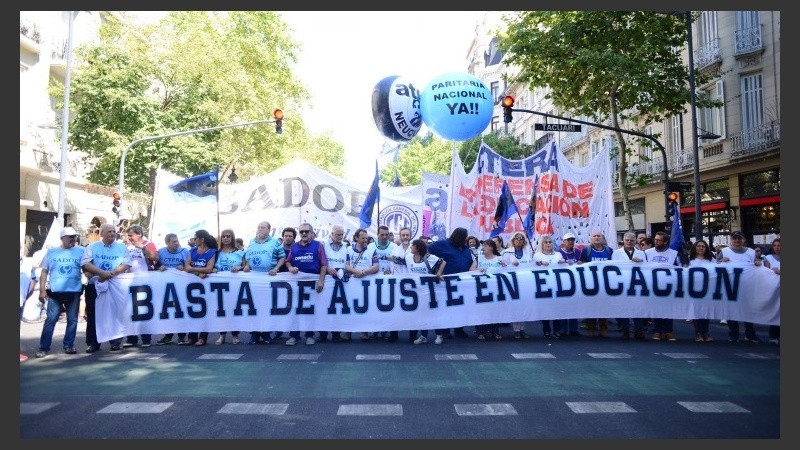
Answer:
[
  {"xmin": 503, "ymin": 232, "xmax": 534, "ymax": 339},
  {"xmin": 533, "ymin": 235, "xmax": 566, "ymax": 339},
  {"xmin": 474, "ymin": 239, "xmax": 501, "ymax": 340},
  {"xmin": 688, "ymin": 240, "xmax": 717, "ymax": 342},
  {"xmin": 405, "ymin": 239, "xmax": 445, "ymax": 344}
]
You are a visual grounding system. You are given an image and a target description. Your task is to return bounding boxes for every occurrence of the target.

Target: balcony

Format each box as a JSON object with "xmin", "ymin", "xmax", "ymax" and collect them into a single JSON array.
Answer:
[
  {"xmin": 734, "ymin": 25, "xmax": 763, "ymax": 57},
  {"xmin": 19, "ymin": 16, "xmax": 42, "ymax": 53},
  {"xmin": 731, "ymin": 120, "xmax": 780, "ymax": 158},
  {"xmin": 695, "ymin": 38, "xmax": 721, "ymax": 71},
  {"xmin": 558, "ymin": 125, "xmax": 591, "ymax": 150}
]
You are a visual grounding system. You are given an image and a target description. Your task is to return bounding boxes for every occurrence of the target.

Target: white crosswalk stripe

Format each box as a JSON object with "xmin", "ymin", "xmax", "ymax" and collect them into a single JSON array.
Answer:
[
  {"xmin": 677, "ymin": 401, "xmax": 750, "ymax": 413},
  {"xmin": 20, "ymin": 402, "xmax": 59, "ymax": 414},
  {"xmin": 337, "ymin": 404, "xmax": 402, "ymax": 416},
  {"xmin": 566, "ymin": 402, "xmax": 636, "ymax": 413},
  {"xmin": 218, "ymin": 403, "xmax": 289, "ymax": 415},
  {"xmin": 434, "ymin": 354, "xmax": 478, "ymax": 360},
  {"xmin": 97, "ymin": 402, "xmax": 173, "ymax": 414},
  {"xmin": 454, "ymin": 403, "xmax": 517, "ymax": 416},
  {"xmin": 355, "ymin": 354, "xmax": 401, "ymax": 360},
  {"xmin": 511, "ymin": 353, "xmax": 556, "ymax": 359},
  {"xmin": 587, "ymin": 353, "xmax": 631, "ymax": 359}
]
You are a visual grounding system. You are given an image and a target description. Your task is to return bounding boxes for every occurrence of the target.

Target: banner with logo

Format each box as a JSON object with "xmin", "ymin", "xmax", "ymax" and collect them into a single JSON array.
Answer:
[
  {"xmin": 94, "ymin": 262, "xmax": 779, "ymax": 342},
  {"xmin": 421, "ymin": 171, "xmax": 450, "ymax": 241},
  {"xmin": 443, "ymin": 141, "xmax": 616, "ymax": 250},
  {"xmin": 151, "ymin": 159, "xmax": 424, "ymax": 246}
]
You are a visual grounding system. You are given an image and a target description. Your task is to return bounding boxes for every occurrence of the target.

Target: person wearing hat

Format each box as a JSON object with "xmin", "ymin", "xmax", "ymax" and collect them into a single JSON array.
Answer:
[
  {"xmin": 719, "ymin": 230, "xmax": 763, "ymax": 343},
  {"xmin": 557, "ymin": 232, "xmax": 583, "ymax": 337},
  {"xmin": 34, "ymin": 227, "xmax": 85, "ymax": 357}
]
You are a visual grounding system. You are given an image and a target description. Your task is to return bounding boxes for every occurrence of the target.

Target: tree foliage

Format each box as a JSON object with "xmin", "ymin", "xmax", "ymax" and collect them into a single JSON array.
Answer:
[
  {"xmin": 54, "ymin": 11, "xmax": 345, "ymax": 195},
  {"xmin": 499, "ymin": 11, "xmax": 713, "ymax": 230}
]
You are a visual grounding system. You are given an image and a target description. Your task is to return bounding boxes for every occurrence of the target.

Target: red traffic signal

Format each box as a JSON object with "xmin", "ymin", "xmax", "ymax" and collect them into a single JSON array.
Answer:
[
  {"xmin": 273, "ymin": 108, "xmax": 283, "ymax": 134},
  {"xmin": 112, "ymin": 192, "xmax": 121, "ymax": 207},
  {"xmin": 667, "ymin": 192, "xmax": 679, "ymax": 203},
  {"xmin": 501, "ymin": 95, "xmax": 515, "ymax": 108}
]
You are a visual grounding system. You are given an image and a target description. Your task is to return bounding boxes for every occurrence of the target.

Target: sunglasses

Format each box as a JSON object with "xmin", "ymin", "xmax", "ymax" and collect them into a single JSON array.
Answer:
[
  {"xmin": 221, "ymin": 235, "xmax": 232, "ymax": 238},
  {"xmin": 299, "ymin": 230, "xmax": 311, "ymax": 234}
]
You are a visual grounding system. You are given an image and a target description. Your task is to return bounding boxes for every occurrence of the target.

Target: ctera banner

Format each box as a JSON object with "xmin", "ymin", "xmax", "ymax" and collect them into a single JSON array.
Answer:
[{"xmin": 94, "ymin": 261, "xmax": 780, "ymax": 342}]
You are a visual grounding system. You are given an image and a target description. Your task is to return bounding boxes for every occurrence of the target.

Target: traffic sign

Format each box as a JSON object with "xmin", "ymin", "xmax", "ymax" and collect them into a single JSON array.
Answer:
[{"xmin": 534, "ymin": 123, "xmax": 582, "ymax": 132}]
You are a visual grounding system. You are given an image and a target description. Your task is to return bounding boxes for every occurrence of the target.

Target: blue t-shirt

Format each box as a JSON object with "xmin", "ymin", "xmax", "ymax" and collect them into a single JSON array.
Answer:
[
  {"xmin": 245, "ymin": 236, "xmax": 285, "ymax": 272},
  {"xmin": 42, "ymin": 245, "xmax": 85, "ymax": 292},
  {"xmin": 158, "ymin": 246, "xmax": 189, "ymax": 269},
  {"xmin": 215, "ymin": 249, "xmax": 245, "ymax": 272},
  {"xmin": 427, "ymin": 240, "xmax": 474, "ymax": 274},
  {"xmin": 190, "ymin": 247, "xmax": 217, "ymax": 269}
]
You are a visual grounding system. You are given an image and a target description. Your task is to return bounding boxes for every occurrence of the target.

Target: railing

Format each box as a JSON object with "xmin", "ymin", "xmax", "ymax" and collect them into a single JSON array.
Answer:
[
  {"xmin": 19, "ymin": 16, "xmax": 41, "ymax": 44},
  {"xmin": 674, "ymin": 149, "xmax": 694, "ymax": 173},
  {"xmin": 695, "ymin": 37, "xmax": 721, "ymax": 70},
  {"xmin": 734, "ymin": 24, "xmax": 763, "ymax": 56},
  {"xmin": 637, "ymin": 157, "xmax": 664, "ymax": 178},
  {"xmin": 731, "ymin": 120, "xmax": 780, "ymax": 157},
  {"xmin": 558, "ymin": 125, "xmax": 591, "ymax": 150}
]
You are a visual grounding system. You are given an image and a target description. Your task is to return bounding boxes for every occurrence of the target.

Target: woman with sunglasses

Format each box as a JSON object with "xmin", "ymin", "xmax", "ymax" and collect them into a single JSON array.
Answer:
[
  {"xmin": 502, "ymin": 232, "xmax": 534, "ymax": 339},
  {"xmin": 181, "ymin": 229, "xmax": 217, "ymax": 346},
  {"xmin": 213, "ymin": 229, "xmax": 245, "ymax": 345}
]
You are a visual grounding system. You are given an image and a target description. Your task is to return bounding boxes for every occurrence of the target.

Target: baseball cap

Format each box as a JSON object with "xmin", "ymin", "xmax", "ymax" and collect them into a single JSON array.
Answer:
[
  {"xmin": 60, "ymin": 227, "xmax": 78, "ymax": 238},
  {"xmin": 562, "ymin": 232, "xmax": 576, "ymax": 240},
  {"xmin": 731, "ymin": 231, "xmax": 745, "ymax": 239}
]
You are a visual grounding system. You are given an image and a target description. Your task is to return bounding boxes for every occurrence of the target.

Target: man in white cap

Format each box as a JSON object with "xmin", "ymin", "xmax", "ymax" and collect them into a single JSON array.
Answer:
[{"xmin": 35, "ymin": 227, "xmax": 85, "ymax": 357}]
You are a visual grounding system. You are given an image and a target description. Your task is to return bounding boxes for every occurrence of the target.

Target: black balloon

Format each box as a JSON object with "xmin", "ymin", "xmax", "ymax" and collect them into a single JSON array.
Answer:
[{"xmin": 371, "ymin": 75, "xmax": 422, "ymax": 142}]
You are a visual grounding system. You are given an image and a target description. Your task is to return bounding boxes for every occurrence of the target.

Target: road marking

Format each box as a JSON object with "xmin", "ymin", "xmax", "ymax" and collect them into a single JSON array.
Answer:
[
  {"xmin": 112, "ymin": 353, "xmax": 166, "ymax": 360},
  {"xmin": 355, "ymin": 354, "xmax": 401, "ymax": 360},
  {"xmin": 337, "ymin": 404, "xmax": 403, "ymax": 416},
  {"xmin": 97, "ymin": 402, "xmax": 173, "ymax": 414},
  {"xmin": 434, "ymin": 354, "xmax": 478, "ymax": 360},
  {"xmin": 218, "ymin": 403, "xmax": 289, "ymax": 415},
  {"xmin": 677, "ymin": 401, "xmax": 750, "ymax": 413},
  {"xmin": 566, "ymin": 402, "xmax": 636, "ymax": 413},
  {"xmin": 198, "ymin": 354, "xmax": 243, "ymax": 360},
  {"xmin": 736, "ymin": 353, "xmax": 780, "ymax": 359},
  {"xmin": 277, "ymin": 354, "xmax": 321, "ymax": 360},
  {"xmin": 587, "ymin": 353, "xmax": 631, "ymax": 359},
  {"xmin": 20, "ymin": 402, "xmax": 59, "ymax": 414},
  {"xmin": 511, "ymin": 353, "xmax": 556, "ymax": 359},
  {"xmin": 661, "ymin": 353, "xmax": 708, "ymax": 359},
  {"xmin": 454, "ymin": 403, "xmax": 518, "ymax": 416}
]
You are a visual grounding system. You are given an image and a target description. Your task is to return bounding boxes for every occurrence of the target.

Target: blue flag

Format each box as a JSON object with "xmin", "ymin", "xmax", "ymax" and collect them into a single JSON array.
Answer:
[
  {"xmin": 169, "ymin": 168, "xmax": 219, "ymax": 198},
  {"xmin": 521, "ymin": 173, "xmax": 539, "ymax": 240},
  {"xmin": 359, "ymin": 161, "xmax": 380, "ymax": 228},
  {"xmin": 489, "ymin": 180, "xmax": 518, "ymax": 238},
  {"xmin": 669, "ymin": 207, "xmax": 684, "ymax": 252}
]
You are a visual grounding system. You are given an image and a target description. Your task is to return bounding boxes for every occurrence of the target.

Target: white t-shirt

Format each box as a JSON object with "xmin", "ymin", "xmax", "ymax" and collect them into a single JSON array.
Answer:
[
  {"xmin": 764, "ymin": 254, "xmax": 780, "ymax": 272},
  {"xmin": 612, "ymin": 247, "xmax": 647, "ymax": 262},
  {"xmin": 533, "ymin": 251, "xmax": 563, "ymax": 266},
  {"xmin": 404, "ymin": 253, "xmax": 442, "ymax": 275},
  {"xmin": 645, "ymin": 247, "xmax": 679, "ymax": 266},
  {"xmin": 720, "ymin": 246, "xmax": 755, "ymax": 264},
  {"xmin": 391, "ymin": 243, "xmax": 413, "ymax": 274}
]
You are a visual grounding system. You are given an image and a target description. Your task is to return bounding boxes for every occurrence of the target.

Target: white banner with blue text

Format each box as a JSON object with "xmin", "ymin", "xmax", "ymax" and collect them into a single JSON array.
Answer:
[{"xmin": 94, "ymin": 261, "xmax": 779, "ymax": 342}]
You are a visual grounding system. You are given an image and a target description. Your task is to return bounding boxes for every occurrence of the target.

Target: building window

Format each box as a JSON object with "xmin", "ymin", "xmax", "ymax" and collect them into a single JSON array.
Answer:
[
  {"xmin": 741, "ymin": 72, "xmax": 763, "ymax": 130},
  {"xmin": 698, "ymin": 80, "xmax": 726, "ymax": 140},
  {"xmin": 491, "ymin": 116, "xmax": 500, "ymax": 133},
  {"xmin": 665, "ymin": 114, "xmax": 683, "ymax": 152},
  {"xmin": 614, "ymin": 198, "xmax": 645, "ymax": 216},
  {"xmin": 741, "ymin": 168, "xmax": 780, "ymax": 197},
  {"xmin": 491, "ymin": 81, "xmax": 500, "ymax": 105}
]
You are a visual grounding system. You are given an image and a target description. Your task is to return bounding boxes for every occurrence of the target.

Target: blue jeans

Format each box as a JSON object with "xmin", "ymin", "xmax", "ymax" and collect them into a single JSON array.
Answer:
[{"xmin": 38, "ymin": 291, "xmax": 81, "ymax": 351}]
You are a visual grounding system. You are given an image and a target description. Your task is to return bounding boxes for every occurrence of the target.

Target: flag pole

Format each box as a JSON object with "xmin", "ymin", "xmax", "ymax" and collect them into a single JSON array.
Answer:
[
  {"xmin": 375, "ymin": 161, "xmax": 381, "ymax": 230},
  {"xmin": 215, "ymin": 165, "xmax": 221, "ymax": 240}
]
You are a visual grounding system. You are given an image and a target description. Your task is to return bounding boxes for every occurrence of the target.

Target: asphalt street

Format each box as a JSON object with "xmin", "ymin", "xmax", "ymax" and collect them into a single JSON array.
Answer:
[{"xmin": 19, "ymin": 318, "xmax": 780, "ymax": 439}]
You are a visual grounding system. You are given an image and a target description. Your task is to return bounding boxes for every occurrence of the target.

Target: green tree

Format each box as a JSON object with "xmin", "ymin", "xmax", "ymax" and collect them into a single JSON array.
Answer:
[
  {"xmin": 500, "ymin": 11, "xmax": 714, "ymax": 231},
  {"xmin": 53, "ymin": 11, "xmax": 344, "ymax": 198}
]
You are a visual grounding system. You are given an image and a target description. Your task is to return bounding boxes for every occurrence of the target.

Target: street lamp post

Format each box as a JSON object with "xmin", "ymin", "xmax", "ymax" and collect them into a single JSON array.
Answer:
[
  {"xmin": 510, "ymin": 107, "xmax": 672, "ymax": 221},
  {"xmin": 56, "ymin": 10, "xmax": 76, "ymax": 224},
  {"xmin": 117, "ymin": 118, "xmax": 279, "ymax": 199},
  {"xmin": 685, "ymin": 11, "xmax": 704, "ymax": 242}
]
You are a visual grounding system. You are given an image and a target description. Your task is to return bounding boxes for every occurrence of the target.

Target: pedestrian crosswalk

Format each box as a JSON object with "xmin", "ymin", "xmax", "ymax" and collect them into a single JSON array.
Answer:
[{"xmin": 21, "ymin": 400, "xmax": 753, "ymax": 416}]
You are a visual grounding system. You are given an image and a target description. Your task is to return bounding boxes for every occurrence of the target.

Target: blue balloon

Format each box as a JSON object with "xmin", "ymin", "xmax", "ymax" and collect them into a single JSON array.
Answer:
[{"xmin": 419, "ymin": 72, "xmax": 493, "ymax": 141}]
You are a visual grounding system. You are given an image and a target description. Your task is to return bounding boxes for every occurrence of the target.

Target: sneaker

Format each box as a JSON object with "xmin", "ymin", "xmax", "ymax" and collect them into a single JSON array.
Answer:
[
  {"xmin": 122, "ymin": 342, "xmax": 136, "ymax": 348},
  {"xmin": 434, "ymin": 335, "xmax": 444, "ymax": 345},
  {"xmin": 413, "ymin": 336, "xmax": 428, "ymax": 345},
  {"xmin": 665, "ymin": 332, "xmax": 677, "ymax": 342},
  {"xmin": 704, "ymin": 334, "xmax": 714, "ymax": 342},
  {"xmin": 305, "ymin": 337, "xmax": 316, "ymax": 345},
  {"xmin": 744, "ymin": 336, "xmax": 761, "ymax": 344},
  {"xmin": 652, "ymin": 332, "xmax": 662, "ymax": 341},
  {"xmin": 140, "ymin": 342, "xmax": 151, "ymax": 348},
  {"xmin": 769, "ymin": 338, "xmax": 780, "ymax": 345},
  {"xmin": 552, "ymin": 331, "xmax": 561, "ymax": 339},
  {"xmin": 695, "ymin": 333, "xmax": 705, "ymax": 343},
  {"xmin": 35, "ymin": 350, "xmax": 47, "ymax": 358},
  {"xmin": 543, "ymin": 332, "xmax": 552, "ymax": 339},
  {"xmin": 215, "ymin": 335, "xmax": 225, "ymax": 345},
  {"xmin": 285, "ymin": 337, "xmax": 298, "ymax": 346},
  {"xmin": 110, "ymin": 344, "xmax": 121, "ymax": 351},
  {"xmin": 85, "ymin": 344, "xmax": 100, "ymax": 353},
  {"xmin": 156, "ymin": 336, "xmax": 173, "ymax": 345},
  {"xmin": 248, "ymin": 336, "xmax": 260, "ymax": 345},
  {"xmin": 232, "ymin": 336, "xmax": 240, "ymax": 345},
  {"xmin": 719, "ymin": 320, "xmax": 727, "ymax": 325},
  {"xmin": 728, "ymin": 338, "xmax": 739, "ymax": 343},
  {"xmin": 262, "ymin": 336, "xmax": 273, "ymax": 344}
]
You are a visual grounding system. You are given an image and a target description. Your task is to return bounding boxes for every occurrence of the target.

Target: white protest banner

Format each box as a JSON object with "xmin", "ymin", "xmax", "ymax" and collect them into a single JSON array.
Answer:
[
  {"xmin": 421, "ymin": 171, "xmax": 450, "ymax": 240},
  {"xmin": 443, "ymin": 141, "xmax": 616, "ymax": 249},
  {"xmin": 151, "ymin": 159, "xmax": 424, "ymax": 246},
  {"xmin": 94, "ymin": 262, "xmax": 779, "ymax": 342}
]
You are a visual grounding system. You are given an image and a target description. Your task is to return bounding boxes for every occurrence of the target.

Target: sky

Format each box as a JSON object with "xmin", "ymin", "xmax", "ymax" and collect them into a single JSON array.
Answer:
[{"xmin": 280, "ymin": 11, "xmax": 484, "ymax": 185}]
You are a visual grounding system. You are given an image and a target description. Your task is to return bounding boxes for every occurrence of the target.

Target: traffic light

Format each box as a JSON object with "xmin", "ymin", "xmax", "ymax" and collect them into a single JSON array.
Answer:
[
  {"xmin": 112, "ymin": 192, "xmax": 121, "ymax": 215},
  {"xmin": 273, "ymin": 108, "xmax": 284, "ymax": 134},
  {"xmin": 501, "ymin": 95, "xmax": 514, "ymax": 123},
  {"xmin": 666, "ymin": 191, "xmax": 679, "ymax": 217}
]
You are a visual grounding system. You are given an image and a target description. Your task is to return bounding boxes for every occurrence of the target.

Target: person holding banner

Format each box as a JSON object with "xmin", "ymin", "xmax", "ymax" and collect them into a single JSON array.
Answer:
[
  {"xmin": 533, "ymin": 235, "xmax": 566, "ymax": 339},
  {"xmin": 120, "ymin": 225, "xmax": 159, "ymax": 348},
  {"xmin": 285, "ymin": 223, "xmax": 329, "ymax": 346},
  {"xmin": 578, "ymin": 231, "xmax": 614, "ymax": 338},
  {"xmin": 82, "ymin": 223, "xmax": 128, "ymax": 353},
  {"xmin": 719, "ymin": 231, "xmax": 762, "ymax": 343},
  {"xmin": 324, "ymin": 225, "xmax": 350, "ymax": 343},
  {"xmin": 243, "ymin": 221, "xmax": 286, "ymax": 345},
  {"xmin": 345, "ymin": 228, "xmax": 379, "ymax": 341},
  {"xmin": 405, "ymin": 238, "xmax": 446, "ymax": 344},
  {"xmin": 645, "ymin": 231, "xmax": 681, "ymax": 342},
  {"xmin": 503, "ymin": 232, "xmax": 534, "ymax": 340},
  {"xmin": 474, "ymin": 239, "xmax": 501, "ymax": 341},
  {"xmin": 213, "ymin": 229, "xmax": 245, "ymax": 345},
  {"xmin": 557, "ymin": 232, "xmax": 583, "ymax": 337},
  {"xmin": 688, "ymin": 239, "xmax": 717, "ymax": 342},
  {"xmin": 369, "ymin": 225, "xmax": 398, "ymax": 341},
  {"xmin": 428, "ymin": 227, "xmax": 474, "ymax": 343},
  {"xmin": 612, "ymin": 232, "xmax": 648, "ymax": 340},
  {"xmin": 180, "ymin": 229, "xmax": 218, "ymax": 346},
  {"xmin": 155, "ymin": 233, "xmax": 190, "ymax": 346},
  {"xmin": 390, "ymin": 227, "xmax": 416, "ymax": 342}
]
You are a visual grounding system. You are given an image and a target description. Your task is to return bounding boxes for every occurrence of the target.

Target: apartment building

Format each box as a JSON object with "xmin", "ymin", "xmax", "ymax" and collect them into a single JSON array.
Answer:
[{"xmin": 468, "ymin": 11, "xmax": 780, "ymax": 248}]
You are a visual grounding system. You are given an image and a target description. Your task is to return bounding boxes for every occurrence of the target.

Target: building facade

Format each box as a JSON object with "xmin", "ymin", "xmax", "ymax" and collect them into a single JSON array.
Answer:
[{"xmin": 468, "ymin": 11, "xmax": 780, "ymax": 248}]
